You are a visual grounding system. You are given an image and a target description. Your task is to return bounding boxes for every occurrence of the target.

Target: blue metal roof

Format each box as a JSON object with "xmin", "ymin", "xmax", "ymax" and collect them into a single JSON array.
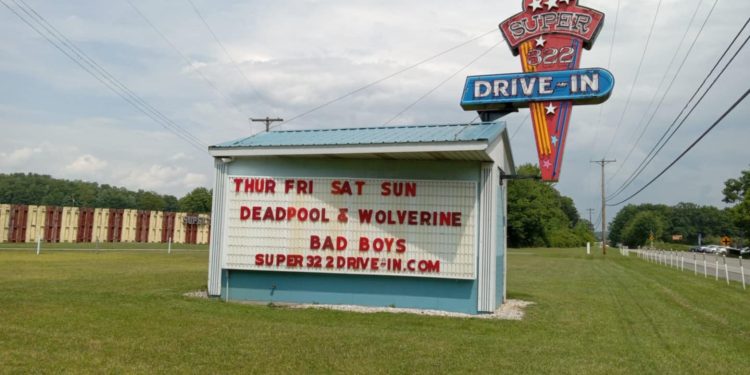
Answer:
[{"xmin": 211, "ymin": 122, "xmax": 506, "ymax": 149}]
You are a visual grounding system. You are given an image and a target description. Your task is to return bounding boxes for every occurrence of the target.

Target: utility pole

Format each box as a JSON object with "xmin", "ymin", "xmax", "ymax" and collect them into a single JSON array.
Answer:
[
  {"xmin": 586, "ymin": 208, "xmax": 595, "ymax": 227},
  {"xmin": 250, "ymin": 117, "xmax": 283, "ymax": 132},
  {"xmin": 591, "ymin": 159, "xmax": 616, "ymax": 255}
]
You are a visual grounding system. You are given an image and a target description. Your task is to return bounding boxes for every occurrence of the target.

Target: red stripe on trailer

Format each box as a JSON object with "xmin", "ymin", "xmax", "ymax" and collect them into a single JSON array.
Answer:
[
  {"xmin": 77, "ymin": 208, "xmax": 94, "ymax": 243},
  {"xmin": 135, "ymin": 210, "xmax": 150, "ymax": 243},
  {"xmin": 108, "ymin": 208, "xmax": 124, "ymax": 242},
  {"xmin": 44, "ymin": 206, "xmax": 63, "ymax": 243},
  {"xmin": 8, "ymin": 205, "xmax": 28, "ymax": 243},
  {"xmin": 162, "ymin": 212, "xmax": 175, "ymax": 243}
]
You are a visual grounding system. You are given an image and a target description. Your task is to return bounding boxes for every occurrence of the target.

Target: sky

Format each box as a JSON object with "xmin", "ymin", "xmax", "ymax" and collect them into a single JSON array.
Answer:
[{"xmin": 1, "ymin": 0, "xmax": 749, "ymax": 227}]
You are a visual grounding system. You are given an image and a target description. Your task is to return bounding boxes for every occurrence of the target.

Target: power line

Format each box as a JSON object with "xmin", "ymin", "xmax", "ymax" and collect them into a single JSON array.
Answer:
[
  {"xmin": 269, "ymin": 28, "xmax": 499, "ymax": 130},
  {"xmin": 607, "ymin": 0, "xmax": 711, "ymax": 184},
  {"xmin": 383, "ymin": 42, "xmax": 499, "ymax": 125},
  {"xmin": 590, "ymin": 0, "xmax": 621, "ymax": 155},
  {"xmin": 607, "ymin": 21, "xmax": 750, "ymax": 200},
  {"xmin": 3, "ymin": 0, "xmax": 208, "ymax": 152},
  {"xmin": 124, "ymin": 0, "xmax": 245, "ymax": 116},
  {"xmin": 510, "ymin": 114, "xmax": 529, "ymax": 141},
  {"xmin": 603, "ymin": 0, "xmax": 664, "ymax": 158},
  {"xmin": 608, "ymin": 87, "xmax": 750, "ymax": 207},
  {"xmin": 185, "ymin": 0, "xmax": 264, "ymax": 101}
]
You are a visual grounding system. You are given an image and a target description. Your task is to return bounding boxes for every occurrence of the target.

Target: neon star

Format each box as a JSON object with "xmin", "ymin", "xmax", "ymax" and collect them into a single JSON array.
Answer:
[
  {"xmin": 528, "ymin": 0, "xmax": 543, "ymax": 12},
  {"xmin": 545, "ymin": 0, "xmax": 558, "ymax": 10},
  {"xmin": 545, "ymin": 103, "xmax": 557, "ymax": 115},
  {"xmin": 534, "ymin": 36, "xmax": 546, "ymax": 47},
  {"xmin": 542, "ymin": 159, "xmax": 552, "ymax": 168},
  {"xmin": 551, "ymin": 135, "xmax": 559, "ymax": 146}
]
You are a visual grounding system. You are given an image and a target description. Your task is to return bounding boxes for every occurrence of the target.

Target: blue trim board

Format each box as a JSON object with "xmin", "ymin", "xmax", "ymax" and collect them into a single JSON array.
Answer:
[{"xmin": 221, "ymin": 270, "xmax": 479, "ymax": 314}]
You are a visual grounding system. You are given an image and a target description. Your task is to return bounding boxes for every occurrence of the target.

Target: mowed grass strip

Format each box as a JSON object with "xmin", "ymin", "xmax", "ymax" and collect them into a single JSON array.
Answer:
[{"xmin": 1, "ymin": 248, "xmax": 749, "ymax": 374}]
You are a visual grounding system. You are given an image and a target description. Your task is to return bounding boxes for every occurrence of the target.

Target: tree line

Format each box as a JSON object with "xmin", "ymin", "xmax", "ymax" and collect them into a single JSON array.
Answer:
[
  {"xmin": 608, "ymin": 167, "xmax": 750, "ymax": 248},
  {"xmin": 0, "ymin": 173, "xmax": 212, "ymax": 213},
  {"xmin": 507, "ymin": 164, "xmax": 596, "ymax": 248}
]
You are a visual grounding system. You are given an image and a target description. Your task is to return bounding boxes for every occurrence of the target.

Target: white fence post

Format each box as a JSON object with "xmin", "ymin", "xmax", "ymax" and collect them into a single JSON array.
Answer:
[
  {"xmin": 681, "ymin": 253, "xmax": 684, "ymax": 272},
  {"xmin": 724, "ymin": 255, "xmax": 730, "ymax": 285},
  {"xmin": 587, "ymin": 242, "xmax": 590, "ymax": 255},
  {"xmin": 693, "ymin": 253, "xmax": 698, "ymax": 276},
  {"xmin": 740, "ymin": 256, "xmax": 746, "ymax": 290},
  {"xmin": 715, "ymin": 257, "xmax": 719, "ymax": 281},
  {"xmin": 168, "ymin": 237, "xmax": 172, "ymax": 254},
  {"xmin": 703, "ymin": 254, "xmax": 707, "ymax": 278},
  {"xmin": 36, "ymin": 237, "xmax": 41, "ymax": 255}
]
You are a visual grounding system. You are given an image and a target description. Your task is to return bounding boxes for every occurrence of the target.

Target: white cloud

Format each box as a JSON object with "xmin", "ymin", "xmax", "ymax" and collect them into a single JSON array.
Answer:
[
  {"xmin": 65, "ymin": 154, "xmax": 108, "ymax": 173},
  {"xmin": 0, "ymin": 146, "xmax": 43, "ymax": 166},
  {"xmin": 113, "ymin": 164, "xmax": 208, "ymax": 193}
]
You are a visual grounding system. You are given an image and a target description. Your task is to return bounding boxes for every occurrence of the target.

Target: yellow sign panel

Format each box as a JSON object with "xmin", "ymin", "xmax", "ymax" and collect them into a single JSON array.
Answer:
[{"xmin": 721, "ymin": 236, "xmax": 732, "ymax": 246}]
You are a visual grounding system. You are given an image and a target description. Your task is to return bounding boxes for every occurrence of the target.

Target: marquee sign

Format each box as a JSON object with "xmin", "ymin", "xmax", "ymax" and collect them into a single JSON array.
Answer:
[
  {"xmin": 222, "ymin": 176, "xmax": 478, "ymax": 279},
  {"xmin": 461, "ymin": 0, "xmax": 612, "ymax": 181}
]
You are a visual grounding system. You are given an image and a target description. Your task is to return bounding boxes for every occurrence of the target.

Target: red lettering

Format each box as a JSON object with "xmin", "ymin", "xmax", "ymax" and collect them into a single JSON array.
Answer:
[
  {"xmin": 240, "ymin": 206, "xmax": 251, "ymax": 220},
  {"xmin": 275, "ymin": 207, "xmax": 287, "ymax": 220},
  {"xmin": 420, "ymin": 211, "xmax": 431, "ymax": 225},
  {"xmin": 381, "ymin": 182, "xmax": 417, "ymax": 197},
  {"xmin": 252, "ymin": 206, "xmax": 261, "ymax": 221},
  {"xmin": 396, "ymin": 239, "xmax": 406, "ymax": 253},
  {"xmin": 255, "ymin": 253, "xmax": 264, "ymax": 265},
  {"xmin": 336, "ymin": 236, "xmax": 348, "ymax": 251},
  {"xmin": 359, "ymin": 237, "xmax": 370, "ymax": 252},
  {"xmin": 380, "ymin": 182, "xmax": 391, "ymax": 196},
  {"xmin": 359, "ymin": 209, "xmax": 373, "ymax": 224},
  {"xmin": 276, "ymin": 254, "xmax": 286, "ymax": 266},
  {"xmin": 298, "ymin": 180, "xmax": 311, "ymax": 194},
  {"xmin": 262, "ymin": 207, "xmax": 274, "ymax": 220},
  {"xmin": 355, "ymin": 180, "xmax": 365, "ymax": 195},
  {"xmin": 322, "ymin": 236, "xmax": 334, "ymax": 250},
  {"xmin": 310, "ymin": 235, "xmax": 321, "ymax": 250},
  {"xmin": 288, "ymin": 255, "xmax": 303, "ymax": 267},
  {"xmin": 287, "ymin": 207, "xmax": 296, "ymax": 220},
  {"xmin": 408, "ymin": 211, "xmax": 417, "ymax": 225},
  {"xmin": 234, "ymin": 178, "xmax": 243, "ymax": 192},
  {"xmin": 266, "ymin": 180, "xmax": 276, "ymax": 193},
  {"xmin": 331, "ymin": 180, "xmax": 353, "ymax": 195},
  {"xmin": 452, "ymin": 212, "xmax": 462, "ymax": 227},
  {"xmin": 285, "ymin": 179, "xmax": 294, "ymax": 194}
]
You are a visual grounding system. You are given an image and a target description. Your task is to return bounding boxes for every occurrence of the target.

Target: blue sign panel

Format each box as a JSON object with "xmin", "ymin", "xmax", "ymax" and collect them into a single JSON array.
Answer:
[{"xmin": 460, "ymin": 68, "xmax": 614, "ymax": 111}]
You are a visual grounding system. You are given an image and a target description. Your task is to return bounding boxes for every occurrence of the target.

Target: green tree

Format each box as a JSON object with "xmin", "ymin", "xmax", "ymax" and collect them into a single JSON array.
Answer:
[
  {"xmin": 135, "ymin": 190, "xmax": 167, "ymax": 211},
  {"xmin": 621, "ymin": 211, "xmax": 667, "ymax": 247},
  {"xmin": 178, "ymin": 188, "xmax": 212, "ymax": 213},
  {"xmin": 724, "ymin": 168, "xmax": 750, "ymax": 244},
  {"xmin": 507, "ymin": 164, "xmax": 592, "ymax": 248}
]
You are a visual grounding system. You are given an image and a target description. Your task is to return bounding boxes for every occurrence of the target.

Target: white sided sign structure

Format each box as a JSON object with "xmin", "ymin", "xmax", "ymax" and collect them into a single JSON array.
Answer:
[{"xmin": 223, "ymin": 176, "xmax": 478, "ymax": 279}]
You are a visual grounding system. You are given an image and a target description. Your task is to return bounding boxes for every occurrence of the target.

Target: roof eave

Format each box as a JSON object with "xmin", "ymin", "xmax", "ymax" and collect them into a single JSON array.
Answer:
[{"xmin": 208, "ymin": 141, "xmax": 491, "ymax": 158}]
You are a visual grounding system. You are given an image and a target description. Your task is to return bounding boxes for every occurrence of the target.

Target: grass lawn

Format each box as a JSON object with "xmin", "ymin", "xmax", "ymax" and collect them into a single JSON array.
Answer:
[{"xmin": 1, "ymin": 247, "xmax": 749, "ymax": 374}]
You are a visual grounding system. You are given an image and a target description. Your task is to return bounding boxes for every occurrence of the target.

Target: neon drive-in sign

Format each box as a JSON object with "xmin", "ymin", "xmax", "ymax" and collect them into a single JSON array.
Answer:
[{"xmin": 461, "ymin": 0, "xmax": 613, "ymax": 181}]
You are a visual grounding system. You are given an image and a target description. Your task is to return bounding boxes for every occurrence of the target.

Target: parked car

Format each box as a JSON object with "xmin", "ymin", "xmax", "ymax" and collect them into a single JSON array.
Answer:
[
  {"xmin": 689, "ymin": 246, "xmax": 701, "ymax": 252},
  {"xmin": 716, "ymin": 247, "xmax": 728, "ymax": 256},
  {"xmin": 702, "ymin": 245, "xmax": 720, "ymax": 254},
  {"xmin": 741, "ymin": 247, "xmax": 750, "ymax": 257}
]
